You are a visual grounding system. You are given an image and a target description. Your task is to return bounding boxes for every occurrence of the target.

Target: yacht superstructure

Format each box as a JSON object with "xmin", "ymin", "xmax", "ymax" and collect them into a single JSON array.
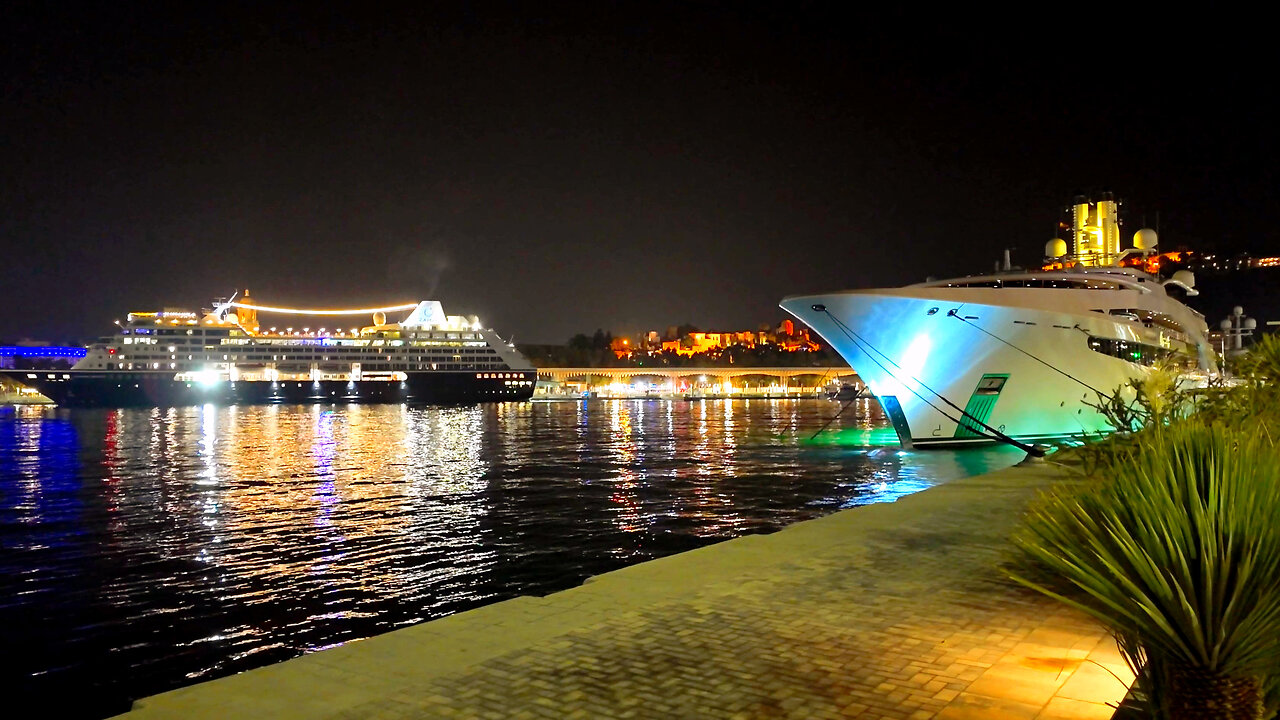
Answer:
[
  {"xmin": 781, "ymin": 196, "xmax": 1215, "ymax": 447},
  {"xmin": 4, "ymin": 293, "xmax": 537, "ymax": 407}
]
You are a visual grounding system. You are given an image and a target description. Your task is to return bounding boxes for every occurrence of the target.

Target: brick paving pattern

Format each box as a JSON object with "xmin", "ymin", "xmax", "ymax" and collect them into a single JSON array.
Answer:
[
  {"xmin": 121, "ymin": 461, "xmax": 1133, "ymax": 720},
  {"xmin": 334, "ymin": 533, "xmax": 1126, "ymax": 719}
]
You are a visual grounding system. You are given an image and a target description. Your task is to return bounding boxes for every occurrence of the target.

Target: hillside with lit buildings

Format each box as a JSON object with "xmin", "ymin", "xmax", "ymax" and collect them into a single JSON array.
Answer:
[
  {"xmin": 519, "ymin": 320, "xmax": 841, "ymax": 368},
  {"xmin": 614, "ymin": 319, "xmax": 820, "ymax": 359},
  {"xmin": 1107, "ymin": 251, "xmax": 1280, "ymax": 330}
]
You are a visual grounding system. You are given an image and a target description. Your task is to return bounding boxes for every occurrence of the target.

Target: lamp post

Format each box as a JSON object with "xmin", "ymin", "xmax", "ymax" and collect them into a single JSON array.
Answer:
[{"xmin": 1219, "ymin": 306, "xmax": 1257, "ymax": 375}]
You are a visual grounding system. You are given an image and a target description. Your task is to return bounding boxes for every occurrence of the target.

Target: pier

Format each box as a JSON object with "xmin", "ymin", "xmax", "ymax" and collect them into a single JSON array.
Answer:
[
  {"xmin": 115, "ymin": 458, "xmax": 1132, "ymax": 720},
  {"xmin": 537, "ymin": 366, "xmax": 862, "ymax": 398}
]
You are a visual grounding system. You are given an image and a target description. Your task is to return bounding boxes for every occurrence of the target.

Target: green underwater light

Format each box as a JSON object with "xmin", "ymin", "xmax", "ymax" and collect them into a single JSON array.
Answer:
[{"xmin": 804, "ymin": 426, "xmax": 902, "ymax": 447}]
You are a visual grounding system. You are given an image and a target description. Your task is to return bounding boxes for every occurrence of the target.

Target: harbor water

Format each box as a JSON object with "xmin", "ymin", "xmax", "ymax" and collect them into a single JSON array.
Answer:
[{"xmin": 0, "ymin": 399, "xmax": 1020, "ymax": 718}]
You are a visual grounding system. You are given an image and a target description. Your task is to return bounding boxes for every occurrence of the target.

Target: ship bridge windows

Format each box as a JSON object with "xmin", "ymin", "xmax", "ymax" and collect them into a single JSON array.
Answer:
[
  {"xmin": 1078, "ymin": 279, "xmax": 1125, "ymax": 290},
  {"xmin": 1087, "ymin": 336, "xmax": 1190, "ymax": 368},
  {"xmin": 941, "ymin": 278, "xmax": 1125, "ymax": 290}
]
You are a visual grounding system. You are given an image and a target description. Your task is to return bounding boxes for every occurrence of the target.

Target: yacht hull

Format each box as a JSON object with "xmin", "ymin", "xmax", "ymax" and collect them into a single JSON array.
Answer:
[
  {"xmin": 782, "ymin": 291, "xmax": 1155, "ymax": 447},
  {"xmin": 1, "ymin": 370, "xmax": 537, "ymax": 407}
]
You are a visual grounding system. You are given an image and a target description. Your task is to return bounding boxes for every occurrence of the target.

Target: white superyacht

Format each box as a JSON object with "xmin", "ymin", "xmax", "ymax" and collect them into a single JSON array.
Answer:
[{"xmin": 781, "ymin": 195, "xmax": 1214, "ymax": 448}]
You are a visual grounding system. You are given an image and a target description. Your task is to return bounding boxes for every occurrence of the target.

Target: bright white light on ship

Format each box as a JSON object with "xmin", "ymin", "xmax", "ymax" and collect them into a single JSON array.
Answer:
[
  {"xmin": 194, "ymin": 370, "xmax": 220, "ymax": 386},
  {"xmin": 901, "ymin": 332, "xmax": 932, "ymax": 382},
  {"xmin": 872, "ymin": 332, "xmax": 933, "ymax": 398}
]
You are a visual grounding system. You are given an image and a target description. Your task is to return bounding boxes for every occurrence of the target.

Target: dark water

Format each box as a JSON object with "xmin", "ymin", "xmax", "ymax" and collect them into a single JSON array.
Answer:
[{"xmin": 0, "ymin": 399, "xmax": 1019, "ymax": 718}]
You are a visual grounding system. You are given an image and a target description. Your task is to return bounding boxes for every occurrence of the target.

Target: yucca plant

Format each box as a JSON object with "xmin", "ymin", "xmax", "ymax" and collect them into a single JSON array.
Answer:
[
  {"xmin": 1076, "ymin": 363, "xmax": 1194, "ymax": 474},
  {"xmin": 1229, "ymin": 334, "xmax": 1280, "ymax": 423},
  {"xmin": 1011, "ymin": 420, "xmax": 1280, "ymax": 719},
  {"xmin": 1232, "ymin": 333, "xmax": 1280, "ymax": 385}
]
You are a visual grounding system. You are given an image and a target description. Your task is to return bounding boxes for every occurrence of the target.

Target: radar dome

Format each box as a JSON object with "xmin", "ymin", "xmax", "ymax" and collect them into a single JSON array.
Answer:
[
  {"xmin": 373, "ymin": 311, "xmax": 387, "ymax": 326},
  {"xmin": 1172, "ymin": 270, "xmax": 1196, "ymax": 288},
  {"xmin": 1045, "ymin": 238, "xmax": 1068, "ymax": 258},
  {"xmin": 1133, "ymin": 228, "xmax": 1158, "ymax": 250}
]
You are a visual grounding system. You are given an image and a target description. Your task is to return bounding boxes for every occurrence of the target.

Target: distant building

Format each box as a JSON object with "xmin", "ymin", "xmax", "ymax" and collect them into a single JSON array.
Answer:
[
  {"xmin": 629, "ymin": 321, "xmax": 820, "ymax": 357},
  {"xmin": 610, "ymin": 337, "xmax": 632, "ymax": 359},
  {"xmin": 586, "ymin": 319, "xmax": 828, "ymax": 362},
  {"xmin": 1, "ymin": 345, "xmax": 86, "ymax": 369}
]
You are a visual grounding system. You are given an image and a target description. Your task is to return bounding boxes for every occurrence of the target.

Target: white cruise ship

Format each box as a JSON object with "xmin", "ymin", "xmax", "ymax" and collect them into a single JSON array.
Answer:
[
  {"xmin": 781, "ymin": 196, "xmax": 1215, "ymax": 448},
  {"xmin": 4, "ymin": 292, "xmax": 536, "ymax": 407}
]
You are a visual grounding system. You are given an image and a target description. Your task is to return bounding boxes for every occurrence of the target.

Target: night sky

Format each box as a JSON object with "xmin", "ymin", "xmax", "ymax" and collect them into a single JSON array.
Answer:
[{"xmin": 2, "ymin": 4, "xmax": 1274, "ymax": 343}]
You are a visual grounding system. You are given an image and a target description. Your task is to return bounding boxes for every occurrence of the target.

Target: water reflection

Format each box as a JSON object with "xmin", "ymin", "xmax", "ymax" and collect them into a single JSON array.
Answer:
[{"xmin": 0, "ymin": 400, "xmax": 1019, "ymax": 718}]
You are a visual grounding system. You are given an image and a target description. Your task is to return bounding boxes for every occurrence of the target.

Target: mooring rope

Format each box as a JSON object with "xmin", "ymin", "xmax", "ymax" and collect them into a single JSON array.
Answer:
[
  {"xmin": 815, "ymin": 306, "xmax": 1043, "ymax": 456},
  {"xmin": 944, "ymin": 308, "xmax": 1111, "ymax": 399}
]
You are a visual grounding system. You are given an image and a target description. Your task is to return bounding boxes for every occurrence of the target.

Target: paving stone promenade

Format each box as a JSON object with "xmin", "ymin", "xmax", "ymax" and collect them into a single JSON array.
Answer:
[{"xmin": 118, "ymin": 459, "xmax": 1133, "ymax": 720}]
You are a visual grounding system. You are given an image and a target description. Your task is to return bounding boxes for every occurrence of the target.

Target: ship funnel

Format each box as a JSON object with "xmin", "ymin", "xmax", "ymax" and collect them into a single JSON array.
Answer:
[
  {"xmin": 1069, "ymin": 195, "xmax": 1121, "ymax": 266},
  {"xmin": 401, "ymin": 300, "xmax": 447, "ymax": 328}
]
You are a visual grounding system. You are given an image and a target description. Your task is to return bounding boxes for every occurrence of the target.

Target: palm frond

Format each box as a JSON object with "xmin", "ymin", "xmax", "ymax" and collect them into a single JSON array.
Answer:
[{"xmin": 1011, "ymin": 421, "xmax": 1280, "ymax": 682}]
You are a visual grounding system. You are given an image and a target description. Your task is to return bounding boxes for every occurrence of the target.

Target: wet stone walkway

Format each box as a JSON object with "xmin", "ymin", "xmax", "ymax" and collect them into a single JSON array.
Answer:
[{"xmin": 119, "ymin": 461, "xmax": 1133, "ymax": 720}]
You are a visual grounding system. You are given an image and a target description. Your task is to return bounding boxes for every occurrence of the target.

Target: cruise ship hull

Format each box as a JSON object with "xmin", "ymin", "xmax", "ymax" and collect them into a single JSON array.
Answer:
[
  {"xmin": 782, "ymin": 291, "xmax": 1158, "ymax": 447},
  {"xmin": 2, "ymin": 370, "xmax": 537, "ymax": 408}
]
